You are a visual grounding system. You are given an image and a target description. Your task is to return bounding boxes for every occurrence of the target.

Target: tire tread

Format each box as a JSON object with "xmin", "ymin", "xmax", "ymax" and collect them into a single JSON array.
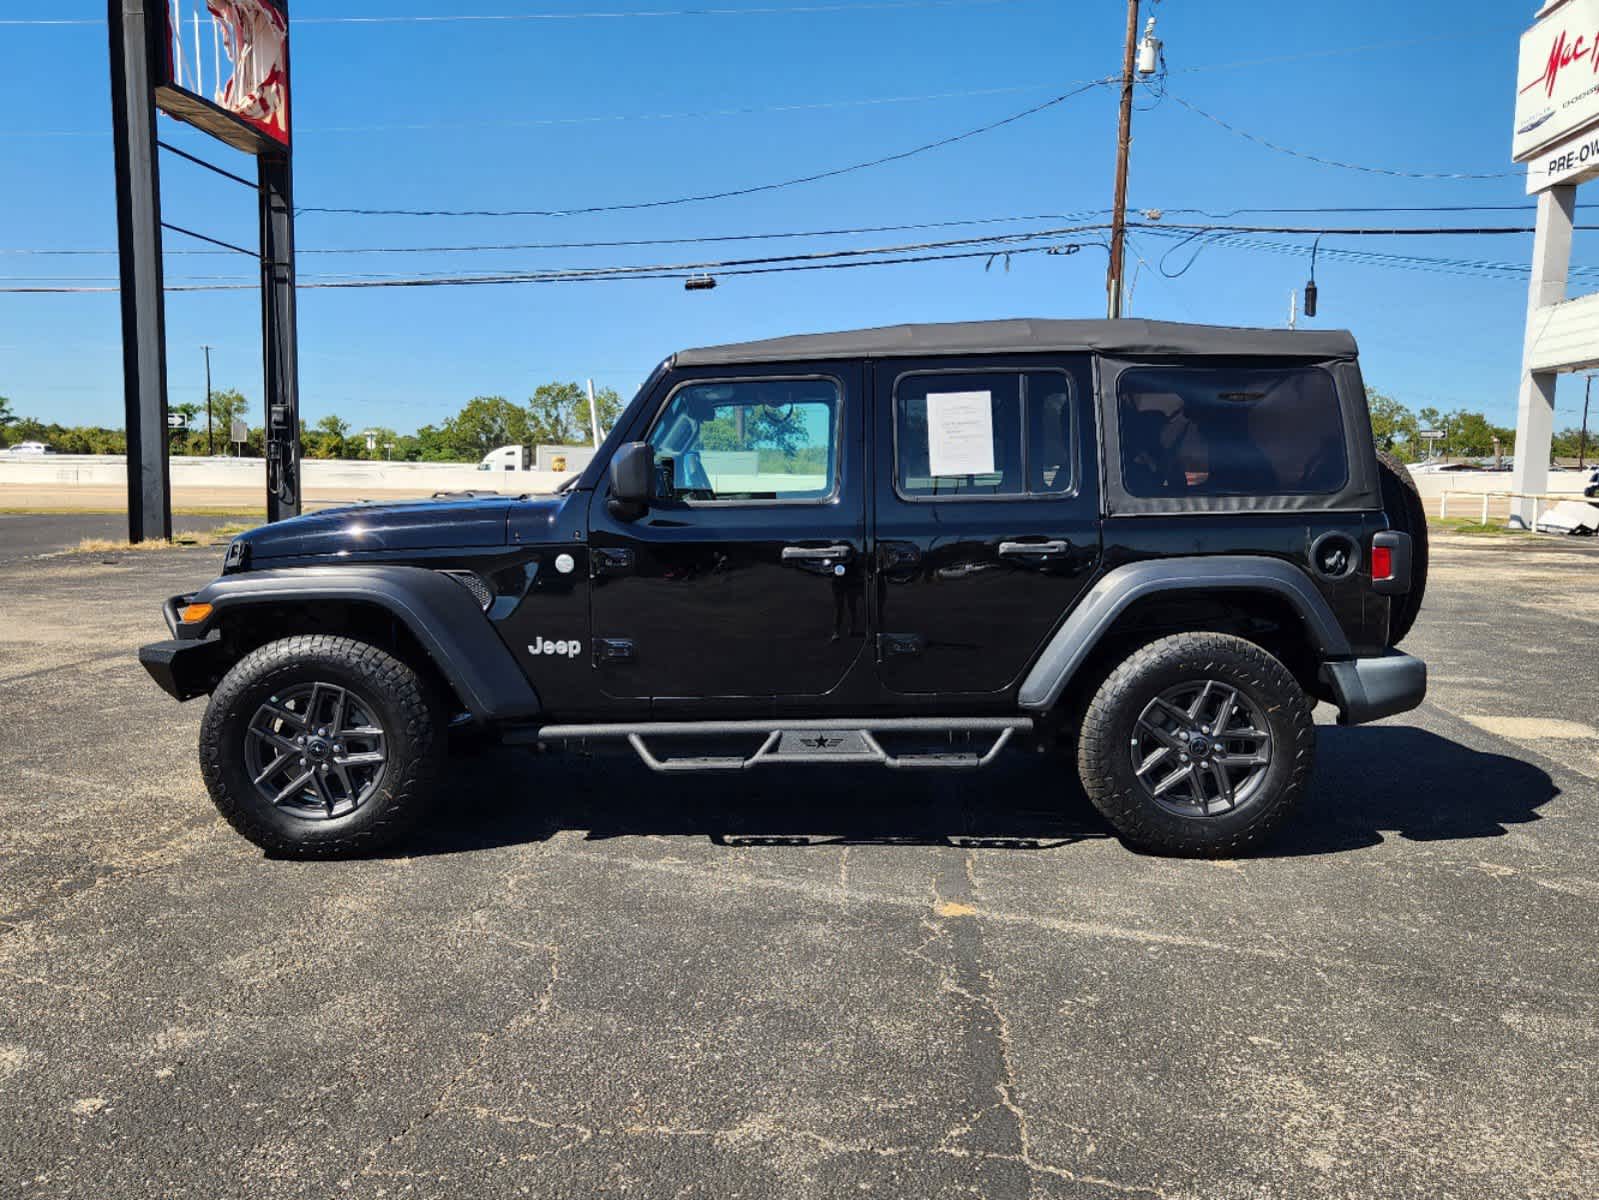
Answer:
[
  {"xmin": 199, "ymin": 635, "xmax": 441, "ymax": 858},
  {"xmin": 1077, "ymin": 632, "xmax": 1315, "ymax": 857}
]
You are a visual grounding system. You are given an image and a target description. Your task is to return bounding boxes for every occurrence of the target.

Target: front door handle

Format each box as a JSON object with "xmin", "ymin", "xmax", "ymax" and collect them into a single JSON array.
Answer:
[
  {"xmin": 782, "ymin": 544, "xmax": 854, "ymax": 561},
  {"xmin": 998, "ymin": 539, "xmax": 1070, "ymax": 557}
]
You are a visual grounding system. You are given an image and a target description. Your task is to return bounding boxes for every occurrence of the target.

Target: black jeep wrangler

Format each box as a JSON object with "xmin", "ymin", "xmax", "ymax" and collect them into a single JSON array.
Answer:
[{"xmin": 140, "ymin": 319, "xmax": 1427, "ymax": 858}]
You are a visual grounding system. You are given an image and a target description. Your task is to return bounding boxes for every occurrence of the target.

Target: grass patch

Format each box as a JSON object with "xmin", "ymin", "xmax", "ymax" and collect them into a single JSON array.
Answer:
[
  {"xmin": 0, "ymin": 507, "xmax": 266, "ymax": 517},
  {"xmin": 1428, "ymin": 517, "xmax": 1521, "ymax": 536},
  {"xmin": 70, "ymin": 522, "xmax": 253, "ymax": 555}
]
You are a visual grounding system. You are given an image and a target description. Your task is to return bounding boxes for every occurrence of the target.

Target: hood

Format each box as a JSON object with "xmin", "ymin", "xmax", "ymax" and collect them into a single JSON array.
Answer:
[{"xmin": 233, "ymin": 494, "xmax": 562, "ymax": 563}]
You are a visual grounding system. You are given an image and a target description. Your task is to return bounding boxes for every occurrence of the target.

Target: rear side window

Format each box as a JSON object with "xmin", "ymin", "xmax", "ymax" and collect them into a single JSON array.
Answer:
[
  {"xmin": 1116, "ymin": 365, "xmax": 1346, "ymax": 498},
  {"xmin": 895, "ymin": 370, "xmax": 1074, "ymax": 499}
]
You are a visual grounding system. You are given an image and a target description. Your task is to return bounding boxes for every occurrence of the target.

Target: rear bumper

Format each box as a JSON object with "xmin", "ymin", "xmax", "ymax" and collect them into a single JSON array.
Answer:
[
  {"xmin": 1320, "ymin": 652, "xmax": 1427, "ymax": 726},
  {"xmin": 139, "ymin": 636, "xmax": 229, "ymax": 702}
]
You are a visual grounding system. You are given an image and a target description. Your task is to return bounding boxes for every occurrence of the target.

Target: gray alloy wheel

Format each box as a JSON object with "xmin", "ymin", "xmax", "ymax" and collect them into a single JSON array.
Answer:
[
  {"xmin": 1130, "ymin": 679, "xmax": 1272, "ymax": 818},
  {"xmin": 200, "ymin": 635, "xmax": 442, "ymax": 858},
  {"xmin": 1076, "ymin": 632, "xmax": 1315, "ymax": 857},
  {"xmin": 243, "ymin": 682, "xmax": 389, "ymax": 821}
]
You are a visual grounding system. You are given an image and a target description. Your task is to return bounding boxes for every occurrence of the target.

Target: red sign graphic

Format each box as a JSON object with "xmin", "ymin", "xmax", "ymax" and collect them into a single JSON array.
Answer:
[{"xmin": 1521, "ymin": 28, "xmax": 1599, "ymax": 99}]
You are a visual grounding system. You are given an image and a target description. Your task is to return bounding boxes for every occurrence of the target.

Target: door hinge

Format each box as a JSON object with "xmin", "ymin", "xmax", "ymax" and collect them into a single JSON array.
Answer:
[
  {"xmin": 592, "ymin": 547, "xmax": 634, "ymax": 578},
  {"xmin": 877, "ymin": 633, "xmax": 926, "ymax": 658},
  {"xmin": 593, "ymin": 638, "xmax": 636, "ymax": 664}
]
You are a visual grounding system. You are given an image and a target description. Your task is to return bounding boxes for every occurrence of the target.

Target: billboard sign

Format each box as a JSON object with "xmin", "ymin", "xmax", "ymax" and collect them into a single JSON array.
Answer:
[{"xmin": 154, "ymin": 0, "xmax": 289, "ymax": 155}]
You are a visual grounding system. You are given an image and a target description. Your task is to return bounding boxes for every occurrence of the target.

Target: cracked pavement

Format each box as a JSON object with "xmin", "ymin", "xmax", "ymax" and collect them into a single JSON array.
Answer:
[{"xmin": 1, "ymin": 531, "xmax": 1596, "ymax": 1198}]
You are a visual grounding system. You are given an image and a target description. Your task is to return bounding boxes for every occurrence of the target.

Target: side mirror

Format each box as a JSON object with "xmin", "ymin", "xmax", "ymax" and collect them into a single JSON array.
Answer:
[{"xmin": 608, "ymin": 441, "xmax": 652, "ymax": 519}]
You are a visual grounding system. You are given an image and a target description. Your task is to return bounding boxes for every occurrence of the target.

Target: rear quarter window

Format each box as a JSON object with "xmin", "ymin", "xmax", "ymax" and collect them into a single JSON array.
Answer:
[{"xmin": 1116, "ymin": 365, "xmax": 1347, "ymax": 498}]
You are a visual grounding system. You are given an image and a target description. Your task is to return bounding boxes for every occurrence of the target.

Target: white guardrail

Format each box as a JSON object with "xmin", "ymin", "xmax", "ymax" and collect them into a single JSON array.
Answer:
[{"xmin": 1439, "ymin": 489, "xmax": 1592, "ymax": 526}]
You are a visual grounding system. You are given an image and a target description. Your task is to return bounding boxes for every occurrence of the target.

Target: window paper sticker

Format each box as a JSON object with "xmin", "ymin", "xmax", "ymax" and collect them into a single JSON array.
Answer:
[{"xmin": 926, "ymin": 391, "xmax": 995, "ymax": 476}]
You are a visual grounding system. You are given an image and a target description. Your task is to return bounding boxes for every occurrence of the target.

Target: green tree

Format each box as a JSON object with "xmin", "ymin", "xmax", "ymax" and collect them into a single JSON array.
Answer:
[
  {"xmin": 350, "ymin": 425, "xmax": 400, "ymax": 460},
  {"xmin": 168, "ymin": 402, "xmax": 203, "ymax": 454},
  {"xmin": 1445, "ymin": 410, "xmax": 1514, "ymax": 458},
  {"xmin": 0, "ymin": 395, "xmax": 14, "ymax": 447},
  {"xmin": 436, "ymin": 395, "xmax": 530, "ymax": 461},
  {"xmin": 311, "ymin": 413, "xmax": 351, "ymax": 459},
  {"xmin": 526, "ymin": 381, "xmax": 624, "ymax": 447},
  {"xmin": 205, "ymin": 388, "xmax": 250, "ymax": 450},
  {"xmin": 1365, "ymin": 389, "xmax": 1419, "ymax": 460}
]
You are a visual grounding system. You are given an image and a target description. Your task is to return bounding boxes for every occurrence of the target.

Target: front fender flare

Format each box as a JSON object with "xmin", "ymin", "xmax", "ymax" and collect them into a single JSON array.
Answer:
[
  {"xmin": 1017, "ymin": 556, "xmax": 1352, "ymax": 712},
  {"xmin": 184, "ymin": 565, "xmax": 540, "ymax": 721}
]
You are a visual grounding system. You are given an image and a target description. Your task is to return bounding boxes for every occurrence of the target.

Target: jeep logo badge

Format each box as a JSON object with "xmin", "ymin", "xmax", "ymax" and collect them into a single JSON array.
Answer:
[{"xmin": 529, "ymin": 637, "xmax": 582, "ymax": 659}]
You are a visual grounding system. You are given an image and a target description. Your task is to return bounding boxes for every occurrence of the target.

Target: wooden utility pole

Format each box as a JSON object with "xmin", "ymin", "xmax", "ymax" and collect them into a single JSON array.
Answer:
[{"xmin": 1106, "ymin": 0, "xmax": 1140, "ymax": 319}]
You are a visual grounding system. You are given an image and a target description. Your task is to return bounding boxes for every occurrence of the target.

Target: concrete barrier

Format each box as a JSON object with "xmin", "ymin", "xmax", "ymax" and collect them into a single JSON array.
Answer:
[
  {"xmin": 1410, "ymin": 470, "xmax": 1589, "ymax": 500},
  {"xmin": 0, "ymin": 454, "xmax": 571, "ymax": 509}
]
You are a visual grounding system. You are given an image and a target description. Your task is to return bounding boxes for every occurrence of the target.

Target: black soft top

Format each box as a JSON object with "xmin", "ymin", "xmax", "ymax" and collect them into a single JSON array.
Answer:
[{"xmin": 674, "ymin": 318, "xmax": 1358, "ymax": 367}]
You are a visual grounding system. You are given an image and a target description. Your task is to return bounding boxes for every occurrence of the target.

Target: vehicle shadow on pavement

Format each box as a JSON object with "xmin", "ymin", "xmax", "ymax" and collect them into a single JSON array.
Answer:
[
  {"xmin": 395, "ymin": 725, "xmax": 1557, "ymax": 859},
  {"xmin": 1266, "ymin": 725, "xmax": 1559, "ymax": 857},
  {"xmin": 405, "ymin": 752, "xmax": 1107, "ymax": 857}
]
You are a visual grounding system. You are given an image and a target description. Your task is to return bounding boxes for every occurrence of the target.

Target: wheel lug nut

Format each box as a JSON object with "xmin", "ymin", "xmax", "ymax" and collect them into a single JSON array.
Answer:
[
  {"xmin": 1179, "ymin": 754, "xmax": 1189, "ymax": 763},
  {"xmin": 300, "ymin": 757, "xmax": 308, "ymax": 766}
]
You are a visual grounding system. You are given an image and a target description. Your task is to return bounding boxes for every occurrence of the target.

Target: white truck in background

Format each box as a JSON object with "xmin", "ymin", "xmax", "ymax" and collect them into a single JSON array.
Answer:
[
  {"xmin": 477, "ymin": 444, "xmax": 599, "ymax": 475},
  {"xmin": 477, "ymin": 444, "xmax": 530, "ymax": 472}
]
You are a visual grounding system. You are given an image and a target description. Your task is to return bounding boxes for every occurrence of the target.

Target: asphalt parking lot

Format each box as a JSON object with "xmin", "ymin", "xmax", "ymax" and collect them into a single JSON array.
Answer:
[
  {"xmin": 1, "ymin": 528, "xmax": 1596, "ymax": 1199},
  {"xmin": 0, "ymin": 513, "xmax": 255, "ymax": 566}
]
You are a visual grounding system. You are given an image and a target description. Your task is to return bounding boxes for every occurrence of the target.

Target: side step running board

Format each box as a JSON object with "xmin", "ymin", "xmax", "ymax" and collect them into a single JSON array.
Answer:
[{"xmin": 530, "ymin": 716, "xmax": 1032, "ymax": 773}]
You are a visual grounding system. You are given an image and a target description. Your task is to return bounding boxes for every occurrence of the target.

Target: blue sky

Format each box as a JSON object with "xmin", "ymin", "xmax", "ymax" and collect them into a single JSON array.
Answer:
[{"xmin": 2, "ymin": 0, "xmax": 1593, "ymax": 434}]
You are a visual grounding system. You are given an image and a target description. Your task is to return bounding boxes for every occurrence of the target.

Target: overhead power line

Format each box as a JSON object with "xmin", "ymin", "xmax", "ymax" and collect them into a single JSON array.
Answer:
[
  {"xmin": 13, "ymin": 222, "xmax": 1599, "ymax": 294},
  {"xmin": 0, "ymin": 212, "xmax": 1111, "ymax": 257},
  {"xmin": 0, "ymin": 241, "xmax": 1089, "ymax": 293},
  {"xmin": 5, "ymin": 217, "xmax": 1574, "ymax": 261},
  {"xmin": 298, "ymin": 78, "xmax": 1114, "ymax": 218},
  {"xmin": 1163, "ymin": 92, "xmax": 1519, "ymax": 181}
]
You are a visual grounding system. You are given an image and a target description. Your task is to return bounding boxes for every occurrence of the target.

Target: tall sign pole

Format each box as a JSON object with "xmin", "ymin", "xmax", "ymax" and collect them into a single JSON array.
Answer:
[
  {"xmin": 1106, "ymin": 0, "xmax": 1140, "ymax": 320},
  {"xmin": 260, "ymin": 153, "xmax": 301, "ymax": 522},
  {"xmin": 108, "ymin": 0, "xmax": 172, "ymax": 543},
  {"xmin": 108, "ymin": 0, "xmax": 294, "ymax": 527},
  {"xmin": 1511, "ymin": 0, "xmax": 1599, "ymax": 526}
]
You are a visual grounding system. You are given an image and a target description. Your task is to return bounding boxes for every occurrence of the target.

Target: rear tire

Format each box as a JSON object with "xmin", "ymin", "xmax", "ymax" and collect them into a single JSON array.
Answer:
[
  {"xmin": 1076, "ymin": 633, "xmax": 1314, "ymax": 857},
  {"xmin": 199, "ymin": 635, "xmax": 443, "ymax": 858},
  {"xmin": 1376, "ymin": 451, "xmax": 1428, "ymax": 645}
]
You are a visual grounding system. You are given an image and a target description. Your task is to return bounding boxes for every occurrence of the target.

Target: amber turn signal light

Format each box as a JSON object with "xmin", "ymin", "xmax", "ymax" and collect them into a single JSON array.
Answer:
[{"xmin": 179, "ymin": 602, "xmax": 213, "ymax": 624}]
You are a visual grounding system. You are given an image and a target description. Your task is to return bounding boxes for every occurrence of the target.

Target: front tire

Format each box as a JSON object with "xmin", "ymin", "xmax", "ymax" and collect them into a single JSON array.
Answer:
[
  {"xmin": 1076, "ymin": 633, "xmax": 1314, "ymax": 857},
  {"xmin": 199, "ymin": 635, "xmax": 443, "ymax": 858}
]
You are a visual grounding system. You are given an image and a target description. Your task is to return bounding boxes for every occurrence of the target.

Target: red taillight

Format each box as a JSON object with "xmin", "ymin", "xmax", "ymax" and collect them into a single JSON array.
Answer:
[{"xmin": 1370, "ymin": 545, "xmax": 1394, "ymax": 581}]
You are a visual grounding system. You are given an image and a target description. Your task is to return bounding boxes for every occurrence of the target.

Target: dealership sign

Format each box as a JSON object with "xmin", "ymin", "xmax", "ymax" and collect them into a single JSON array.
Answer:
[
  {"xmin": 1513, "ymin": 0, "xmax": 1599, "ymax": 162},
  {"xmin": 1526, "ymin": 123, "xmax": 1599, "ymax": 191}
]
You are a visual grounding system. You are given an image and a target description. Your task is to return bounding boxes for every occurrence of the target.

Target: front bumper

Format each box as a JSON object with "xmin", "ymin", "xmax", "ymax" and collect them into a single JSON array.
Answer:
[
  {"xmin": 1320, "ymin": 652, "xmax": 1427, "ymax": 726},
  {"xmin": 139, "ymin": 636, "xmax": 229, "ymax": 702}
]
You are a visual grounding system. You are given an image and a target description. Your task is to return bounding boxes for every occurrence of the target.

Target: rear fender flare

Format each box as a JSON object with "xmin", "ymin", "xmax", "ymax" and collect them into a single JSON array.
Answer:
[
  {"xmin": 186, "ymin": 565, "xmax": 540, "ymax": 721},
  {"xmin": 1017, "ymin": 556, "xmax": 1351, "ymax": 712}
]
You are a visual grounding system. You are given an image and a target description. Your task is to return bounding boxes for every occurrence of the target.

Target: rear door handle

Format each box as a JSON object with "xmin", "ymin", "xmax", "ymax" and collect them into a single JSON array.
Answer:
[
  {"xmin": 782, "ymin": 544, "xmax": 854, "ymax": 561},
  {"xmin": 998, "ymin": 540, "xmax": 1070, "ymax": 557}
]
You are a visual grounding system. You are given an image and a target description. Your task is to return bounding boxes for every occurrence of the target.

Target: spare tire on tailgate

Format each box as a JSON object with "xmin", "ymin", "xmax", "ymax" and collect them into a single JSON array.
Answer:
[{"xmin": 1375, "ymin": 451, "xmax": 1428, "ymax": 645}]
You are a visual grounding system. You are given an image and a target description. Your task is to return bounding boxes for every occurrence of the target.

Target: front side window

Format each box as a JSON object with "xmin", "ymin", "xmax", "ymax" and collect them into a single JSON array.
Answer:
[
  {"xmin": 648, "ymin": 377, "xmax": 839, "ymax": 502},
  {"xmin": 1117, "ymin": 365, "xmax": 1347, "ymax": 498}
]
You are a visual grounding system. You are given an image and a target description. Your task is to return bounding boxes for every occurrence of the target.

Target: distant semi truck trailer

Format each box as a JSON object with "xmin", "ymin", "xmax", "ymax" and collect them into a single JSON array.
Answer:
[{"xmin": 477, "ymin": 444, "xmax": 599, "ymax": 474}]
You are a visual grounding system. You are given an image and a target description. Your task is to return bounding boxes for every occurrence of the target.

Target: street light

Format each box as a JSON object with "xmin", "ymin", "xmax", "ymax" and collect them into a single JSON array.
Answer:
[{"xmin": 1581, "ymin": 375, "xmax": 1594, "ymax": 471}]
